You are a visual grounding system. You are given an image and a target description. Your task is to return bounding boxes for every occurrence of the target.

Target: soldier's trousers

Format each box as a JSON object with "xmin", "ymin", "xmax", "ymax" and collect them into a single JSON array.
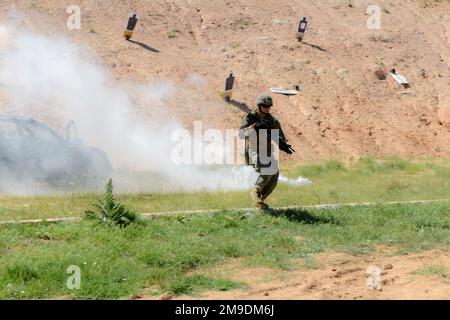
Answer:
[{"xmin": 254, "ymin": 170, "xmax": 279, "ymax": 202}]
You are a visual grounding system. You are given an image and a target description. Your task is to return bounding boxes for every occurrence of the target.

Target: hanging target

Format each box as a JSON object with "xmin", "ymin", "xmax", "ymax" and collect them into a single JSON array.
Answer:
[{"xmin": 296, "ymin": 16, "xmax": 309, "ymax": 42}]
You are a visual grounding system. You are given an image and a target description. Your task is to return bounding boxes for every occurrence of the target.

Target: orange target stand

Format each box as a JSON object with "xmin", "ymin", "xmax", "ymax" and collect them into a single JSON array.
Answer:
[
  {"xmin": 219, "ymin": 72, "xmax": 235, "ymax": 103},
  {"xmin": 124, "ymin": 13, "xmax": 138, "ymax": 40}
]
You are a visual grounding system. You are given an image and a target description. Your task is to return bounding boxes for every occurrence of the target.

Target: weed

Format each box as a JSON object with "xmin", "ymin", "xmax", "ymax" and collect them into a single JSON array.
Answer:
[
  {"xmin": 166, "ymin": 29, "xmax": 179, "ymax": 38},
  {"xmin": 166, "ymin": 275, "xmax": 241, "ymax": 295},
  {"xmin": 85, "ymin": 179, "xmax": 139, "ymax": 227},
  {"xmin": 412, "ymin": 265, "xmax": 448, "ymax": 279},
  {"xmin": 231, "ymin": 17, "xmax": 253, "ymax": 30}
]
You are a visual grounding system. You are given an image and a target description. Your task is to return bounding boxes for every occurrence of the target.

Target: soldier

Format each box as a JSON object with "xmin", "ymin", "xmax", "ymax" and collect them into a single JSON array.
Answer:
[{"xmin": 239, "ymin": 94, "xmax": 294, "ymax": 210}]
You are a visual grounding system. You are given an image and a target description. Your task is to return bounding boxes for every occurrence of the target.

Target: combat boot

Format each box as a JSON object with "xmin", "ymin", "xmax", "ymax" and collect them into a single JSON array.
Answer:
[
  {"xmin": 251, "ymin": 190, "xmax": 269, "ymax": 209},
  {"xmin": 256, "ymin": 201, "xmax": 269, "ymax": 210}
]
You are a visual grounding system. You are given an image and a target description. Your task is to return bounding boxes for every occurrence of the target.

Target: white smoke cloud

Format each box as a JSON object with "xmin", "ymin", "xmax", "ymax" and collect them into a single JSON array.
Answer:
[
  {"xmin": 0, "ymin": 22, "xmax": 256, "ymax": 194},
  {"xmin": 0, "ymin": 25, "xmax": 10, "ymax": 49},
  {"xmin": 278, "ymin": 175, "xmax": 312, "ymax": 186}
]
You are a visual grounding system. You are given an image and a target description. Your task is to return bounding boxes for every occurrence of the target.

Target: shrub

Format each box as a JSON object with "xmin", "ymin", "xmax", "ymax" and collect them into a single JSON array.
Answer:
[{"xmin": 85, "ymin": 179, "xmax": 139, "ymax": 227}]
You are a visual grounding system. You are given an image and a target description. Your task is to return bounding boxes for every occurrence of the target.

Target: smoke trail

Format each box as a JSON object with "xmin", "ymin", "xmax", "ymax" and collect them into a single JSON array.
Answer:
[
  {"xmin": 278, "ymin": 175, "xmax": 312, "ymax": 186},
  {"xmin": 0, "ymin": 23, "xmax": 256, "ymax": 194}
]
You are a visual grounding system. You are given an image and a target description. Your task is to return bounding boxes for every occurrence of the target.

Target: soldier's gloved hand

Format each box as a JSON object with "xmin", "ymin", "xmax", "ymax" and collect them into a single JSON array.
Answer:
[{"xmin": 279, "ymin": 140, "xmax": 295, "ymax": 155}]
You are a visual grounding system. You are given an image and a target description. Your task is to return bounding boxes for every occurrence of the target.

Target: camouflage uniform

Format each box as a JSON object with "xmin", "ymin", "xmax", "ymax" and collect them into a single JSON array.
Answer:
[{"xmin": 239, "ymin": 98, "xmax": 287, "ymax": 209}]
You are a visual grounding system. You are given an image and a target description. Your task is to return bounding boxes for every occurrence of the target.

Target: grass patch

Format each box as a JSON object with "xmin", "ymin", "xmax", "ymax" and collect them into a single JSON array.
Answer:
[
  {"xmin": 85, "ymin": 179, "xmax": 139, "ymax": 227},
  {"xmin": 289, "ymin": 159, "xmax": 346, "ymax": 177},
  {"xmin": 164, "ymin": 275, "xmax": 241, "ymax": 295},
  {"xmin": 1, "ymin": 157, "xmax": 448, "ymax": 299},
  {"xmin": 0, "ymin": 201, "xmax": 449, "ymax": 299},
  {"xmin": 231, "ymin": 17, "xmax": 254, "ymax": 30},
  {"xmin": 166, "ymin": 29, "xmax": 179, "ymax": 38},
  {"xmin": 229, "ymin": 42, "xmax": 240, "ymax": 49},
  {"xmin": 412, "ymin": 265, "xmax": 448, "ymax": 279},
  {"xmin": 1, "ymin": 157, "xmax": 450, "ymax": 222}
]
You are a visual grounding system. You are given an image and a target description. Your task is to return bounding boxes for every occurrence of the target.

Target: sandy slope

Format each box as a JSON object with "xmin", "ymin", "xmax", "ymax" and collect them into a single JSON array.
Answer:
[{"xmin": 1, "ymin": 0, "xmax": 450, "ymax": 162}]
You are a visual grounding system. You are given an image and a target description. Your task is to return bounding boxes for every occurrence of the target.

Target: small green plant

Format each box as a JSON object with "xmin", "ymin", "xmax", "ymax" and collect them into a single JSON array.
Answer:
[
  {"xmin": 231, "ymin": 17, "xmax": 253, "ymax": 30},
  {"xmin": 166, "ymin": 29, "xmax": 179, "ymax": 38},
  {"xmin": 85, "ymin": 179, "xmax": 139, "ymax": 227},
  {"xmin": 29, "ymin": 0, "xmax": 38, "ymax": 9},
  {"xmin": 166, "ymin": 275, "xmax": 241, "ymax": 295},
  {"xmin": 412, "ymin": 265, "xmax": 448, "ymax": 279},
  {"xmin": 229, "ymin": 42, "xmax": 240, "ymax": 49}
]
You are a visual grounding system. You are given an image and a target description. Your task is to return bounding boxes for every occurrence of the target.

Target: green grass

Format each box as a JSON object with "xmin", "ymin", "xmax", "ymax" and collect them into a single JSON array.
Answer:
[
  {"xmin": 165, "ymin": 275, "xmax": 242, "ymax": 295},
  {"xmin": 166, "ymin": 29, "xmax": 179, "ymax": 38},
  {"xmin": 412, "ymin": 265, "xmax": 449, "ymax": 279},
  {"xmin": 231, "ymin": 17, "xmax": 254, "ymax": 30},
  {"xmin": 0, "ymin": 201, "xmax": 449, "ymax": 299},
  {"xmin": 1, "ymin": 157, "xmax": 450, "ymax": 222}
]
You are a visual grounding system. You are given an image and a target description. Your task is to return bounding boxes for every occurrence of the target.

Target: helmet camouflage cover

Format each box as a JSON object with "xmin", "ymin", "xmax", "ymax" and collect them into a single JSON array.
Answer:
[{"xmin": 255, "ymin": 94, "xmax": 273, "ymax": 107}]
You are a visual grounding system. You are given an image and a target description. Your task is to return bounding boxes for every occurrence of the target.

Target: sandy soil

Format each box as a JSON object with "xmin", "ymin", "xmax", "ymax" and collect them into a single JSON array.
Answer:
[
  {"xmin": 146, "ymin": 247, "xmax": 450, "ymax": 300},
  {"xmin": 1, "ymin": 0, "xmax": 450, "ymax": 162}
]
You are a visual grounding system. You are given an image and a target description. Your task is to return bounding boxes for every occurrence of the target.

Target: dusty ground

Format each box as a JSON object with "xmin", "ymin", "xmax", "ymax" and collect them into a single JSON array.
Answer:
[
  {"xmin": 1, "ymin": 0, "xmax": 450, "ymax": 162},
  {"xmin": 148, "ymin": 247, "xmax": 450, "ymax": 300}
]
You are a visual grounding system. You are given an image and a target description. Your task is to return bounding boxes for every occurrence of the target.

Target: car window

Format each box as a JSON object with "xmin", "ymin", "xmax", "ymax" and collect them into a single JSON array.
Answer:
[
  {"xmin": 20, "ymin": 120, "xmax": 62, "ymax": 144},
  {"xmin": 0, "ymin": 120, "xmax": 19, "ymax": 141}
]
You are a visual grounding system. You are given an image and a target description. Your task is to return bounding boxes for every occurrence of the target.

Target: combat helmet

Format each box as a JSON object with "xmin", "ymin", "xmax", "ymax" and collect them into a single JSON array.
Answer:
[{"xmin": 255, "ymin": 94, "xmax": 273, "ymax": 107}]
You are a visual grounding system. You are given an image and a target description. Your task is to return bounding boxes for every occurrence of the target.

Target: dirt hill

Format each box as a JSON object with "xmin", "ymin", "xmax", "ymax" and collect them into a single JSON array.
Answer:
[{"xmin": 1, "ymin": 0, "xmax": 450, "ymax": 162}]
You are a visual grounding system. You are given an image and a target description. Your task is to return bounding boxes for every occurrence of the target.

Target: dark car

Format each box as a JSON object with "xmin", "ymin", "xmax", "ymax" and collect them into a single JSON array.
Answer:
[{"xmin": 0, "ymin": 116, "xmax": 112, "ymax": 187}]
